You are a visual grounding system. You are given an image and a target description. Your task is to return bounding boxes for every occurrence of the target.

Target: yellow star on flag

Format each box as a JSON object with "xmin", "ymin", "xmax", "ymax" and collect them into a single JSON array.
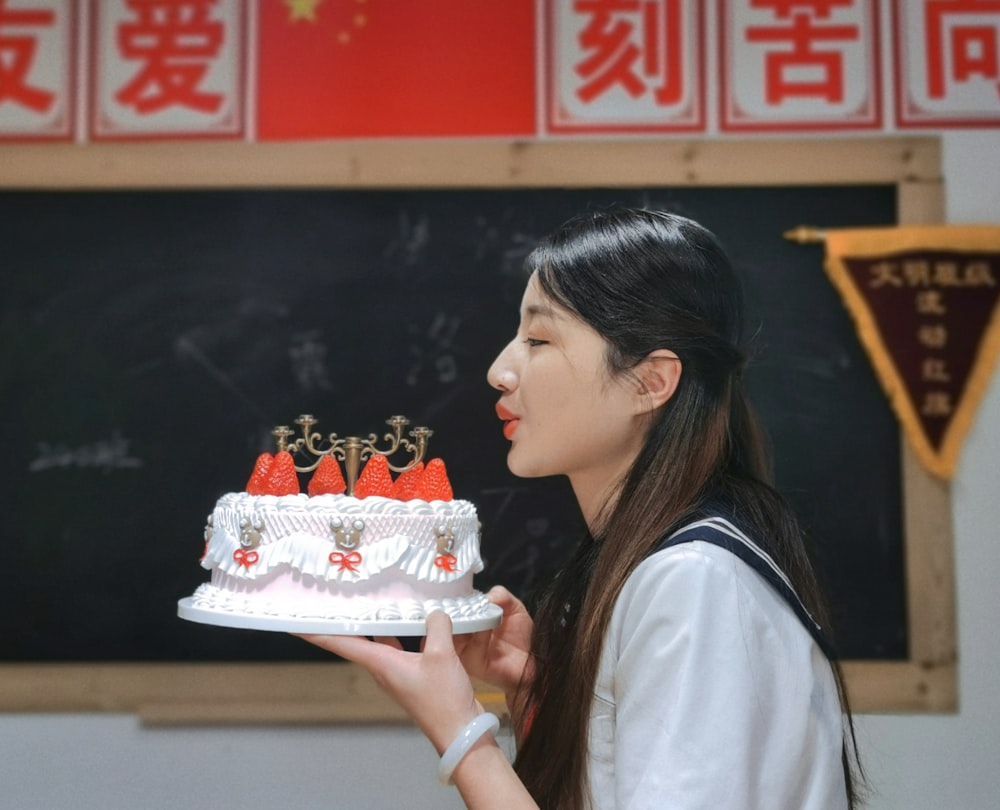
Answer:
[{"xmin": 285, "ymin": 0, "xmax": 323, "ymax": 23}]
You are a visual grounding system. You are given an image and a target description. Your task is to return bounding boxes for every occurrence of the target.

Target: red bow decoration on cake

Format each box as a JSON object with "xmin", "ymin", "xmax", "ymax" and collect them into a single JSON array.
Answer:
[
  {"xmin": 329, "ymin": 551, "xmax": 363, "ymax": 572},
  {"xmin": 233, "ymin": 548, "xmax": 259, "ymax": 568},
  {"xmin": 434, "ymin": 553, "xmax": 458, "ymax": 573}
]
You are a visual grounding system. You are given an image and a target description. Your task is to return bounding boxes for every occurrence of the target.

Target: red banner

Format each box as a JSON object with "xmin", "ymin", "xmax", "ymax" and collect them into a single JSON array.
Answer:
[{"xmin": 256, "ymin": 0, "xmax": 537, "ymax": 139}]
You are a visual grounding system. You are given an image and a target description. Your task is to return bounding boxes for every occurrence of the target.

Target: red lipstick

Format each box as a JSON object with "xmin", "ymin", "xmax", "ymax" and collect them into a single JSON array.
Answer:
[{"xmin": 495, "ymin": 403, "xmax": 519, "ymax": 440}]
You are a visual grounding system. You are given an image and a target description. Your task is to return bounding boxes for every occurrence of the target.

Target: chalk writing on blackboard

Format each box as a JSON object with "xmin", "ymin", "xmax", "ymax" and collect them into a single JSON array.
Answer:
[
  {"xmin": 384, "ymin": 209, "xmax": 431, "ymax": 266},
  {"xmin": 174, "ymin": 333, "xmax": 269, "ymax": 419},
  {"xmin": 406, "ymin": 311, "xmax": 464, "ymax": 386},
  {"xmin": 472, "ymin": 212, "xmax": 542, "ymax": 274},
  {"xmin": 28, "ymin": 431, "xmax": 143, "ymax": 474},
  {"xmin": 289, "ymin": 329, "xmax": 333, "ymax": 392}
]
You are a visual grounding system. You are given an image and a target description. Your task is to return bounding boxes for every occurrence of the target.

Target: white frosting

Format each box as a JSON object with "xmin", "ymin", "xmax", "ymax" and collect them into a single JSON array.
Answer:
[{"xmin": 191, "ymin": 491, "xmax": 493, "ymax": 625}]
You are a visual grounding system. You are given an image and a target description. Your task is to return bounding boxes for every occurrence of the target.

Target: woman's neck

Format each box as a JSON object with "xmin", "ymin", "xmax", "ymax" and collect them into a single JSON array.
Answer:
[{"xmin": 570, "ymin": 472, "xmax": 626, "ymax": 534}]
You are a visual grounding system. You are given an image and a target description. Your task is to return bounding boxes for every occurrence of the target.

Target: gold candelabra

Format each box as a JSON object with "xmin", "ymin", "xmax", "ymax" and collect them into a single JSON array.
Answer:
[{"xmin": 271, "ymin": 414, "xmax": 433, "ymax": 496}]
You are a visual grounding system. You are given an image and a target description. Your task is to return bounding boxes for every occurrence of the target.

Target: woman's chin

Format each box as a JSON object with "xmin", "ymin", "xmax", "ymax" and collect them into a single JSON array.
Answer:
[{"xmin": 505, "ymin": 452, "xmax": 554, "ymax": 480}]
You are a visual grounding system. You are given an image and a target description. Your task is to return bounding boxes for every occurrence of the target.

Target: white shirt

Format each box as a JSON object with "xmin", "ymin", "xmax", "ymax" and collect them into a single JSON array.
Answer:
[{"xmin": 586, "ymin": 540, "xmax": 848, "ymax": 809}]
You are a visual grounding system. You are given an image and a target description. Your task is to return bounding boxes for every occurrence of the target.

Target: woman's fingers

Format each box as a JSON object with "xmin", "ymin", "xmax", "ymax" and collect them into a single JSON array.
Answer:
[
  {"xmin": 488, "ymin": 586, "xmax": 532, "ymax": 626},
  {"xmin": 295, "ymin": 618, "xmax": 481, "ymax": 755},
  {"xmin": 296, "ymin": 612, "xmax": 449, "ymax": 667},
  {"xmin": 294, "ymin": 633, "xmax": 389, "ymax": 668},
  {"xmin": 423, "ymin": 609, "xmax": 455, "ymax": 656},
  {"xmin": 487, "ymin": 585, "xmax": 520, "ymax": 611}
]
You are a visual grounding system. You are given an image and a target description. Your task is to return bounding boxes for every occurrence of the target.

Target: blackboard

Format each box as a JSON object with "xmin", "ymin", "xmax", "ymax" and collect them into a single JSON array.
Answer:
[{"xmin": 1, "ymin": 184, "xmax": 901, "ymax": 664}]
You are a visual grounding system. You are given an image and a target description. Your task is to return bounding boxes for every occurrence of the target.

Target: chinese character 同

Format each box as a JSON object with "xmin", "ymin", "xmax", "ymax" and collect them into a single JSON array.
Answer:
[{"xmin": 925, "ymin": 0, "xmax": 1000, "ymax": 99}]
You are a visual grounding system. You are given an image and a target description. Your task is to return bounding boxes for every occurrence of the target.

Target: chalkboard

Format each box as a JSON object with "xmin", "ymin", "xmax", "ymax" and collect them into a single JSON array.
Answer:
[{"xmin": 1, "ymin": 184, "xmax": 901, "ymax": 664}]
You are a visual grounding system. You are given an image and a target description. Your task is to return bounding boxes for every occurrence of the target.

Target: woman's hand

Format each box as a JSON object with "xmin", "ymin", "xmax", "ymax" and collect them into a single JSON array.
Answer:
[
  {"xmin": 297, "ymin": 611, "xmax": 481, "ymax": 754},
  {"xmin": 298, "ymin": 606, "xmax": 541, "ymax": 809},
  {"xmin": 454, "ymin": 586, "xmax": 535, "ymax": 715}
]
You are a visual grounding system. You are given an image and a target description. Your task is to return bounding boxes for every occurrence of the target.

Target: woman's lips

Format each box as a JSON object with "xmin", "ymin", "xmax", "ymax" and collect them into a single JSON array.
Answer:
[{"xmin": 496, "ymin": 403, "xmax": 519, "ymax": 440}]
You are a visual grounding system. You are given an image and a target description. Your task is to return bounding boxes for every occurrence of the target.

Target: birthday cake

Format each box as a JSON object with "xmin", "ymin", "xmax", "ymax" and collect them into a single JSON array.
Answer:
[{"xmin": 178, "ymin": 415, "xmax": 502, "ymax": 635}]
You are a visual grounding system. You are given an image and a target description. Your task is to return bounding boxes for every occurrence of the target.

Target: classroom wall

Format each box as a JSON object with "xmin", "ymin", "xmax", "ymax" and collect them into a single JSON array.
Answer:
[
  {"xmin": 4, "ymin": 0, "xmax": 999, "ymax": 801},
  {"xmin": 0, "ymin": 129, "xmax": 996, "ymax": 810}
]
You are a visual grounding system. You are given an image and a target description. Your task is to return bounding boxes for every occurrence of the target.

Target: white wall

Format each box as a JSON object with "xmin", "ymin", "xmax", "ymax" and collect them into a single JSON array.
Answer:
[
  {"xmin": 2, "ymin": 131, "xmax": 998, "ymax": 809},
  {"xmin": 0, "ymin": 715, "xmax": 467, "ymax": 810}
]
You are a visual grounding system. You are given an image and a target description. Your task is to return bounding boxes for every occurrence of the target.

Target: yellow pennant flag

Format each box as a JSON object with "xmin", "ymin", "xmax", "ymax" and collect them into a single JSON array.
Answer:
[{"xmin": 787, "ymin": 225, "xmax": 1000, "ymax": 480}]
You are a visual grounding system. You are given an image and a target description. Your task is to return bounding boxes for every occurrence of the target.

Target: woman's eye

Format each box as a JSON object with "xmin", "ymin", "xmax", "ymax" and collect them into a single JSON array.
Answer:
[{"xmin": 524, "ymin": 338, "xmax": 548, "ymax": 348}]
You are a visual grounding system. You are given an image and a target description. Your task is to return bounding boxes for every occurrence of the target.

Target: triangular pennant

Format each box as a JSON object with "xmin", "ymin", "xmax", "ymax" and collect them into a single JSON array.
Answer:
[{"xmin": 816, "ymin": 225, "xmax": 1000, "ymax": 479}]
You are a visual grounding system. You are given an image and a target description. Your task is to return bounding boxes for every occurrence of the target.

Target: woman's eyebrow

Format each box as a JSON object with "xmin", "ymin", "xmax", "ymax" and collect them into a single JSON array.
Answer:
[{"xmin": 523, "ymin": 302, "xmax": 562, "ymax": 322}]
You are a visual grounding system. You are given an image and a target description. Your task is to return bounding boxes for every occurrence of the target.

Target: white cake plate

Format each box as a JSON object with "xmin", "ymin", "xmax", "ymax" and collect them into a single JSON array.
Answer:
[{"xmin": 178, "ymin": 597, "xmax": 503, "ymax": 636}]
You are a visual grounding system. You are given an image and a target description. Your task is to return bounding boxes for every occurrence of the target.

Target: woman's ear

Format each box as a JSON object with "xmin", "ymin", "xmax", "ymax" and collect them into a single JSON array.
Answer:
[{"xmin": 632, "ymin": 349, "xmax": 682, "ymax": 413}]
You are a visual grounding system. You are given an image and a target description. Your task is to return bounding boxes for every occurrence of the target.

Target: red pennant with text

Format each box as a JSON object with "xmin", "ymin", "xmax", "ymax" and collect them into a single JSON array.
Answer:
[{"xmin": 817, "ymin": 226, "xmax": 1000, "ymax": 479}]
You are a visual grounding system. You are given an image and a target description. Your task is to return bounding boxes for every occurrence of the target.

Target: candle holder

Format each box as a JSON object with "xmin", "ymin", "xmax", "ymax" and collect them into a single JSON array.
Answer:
[{"xmin": 271, "ymin": 414, "xmax": 433, "ymax": 496}]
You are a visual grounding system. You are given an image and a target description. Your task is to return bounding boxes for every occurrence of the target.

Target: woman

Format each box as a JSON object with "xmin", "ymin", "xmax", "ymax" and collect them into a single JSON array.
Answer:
[{"xmin": 300, "ymin": 208, "xmax": 863, "ymax": 809}]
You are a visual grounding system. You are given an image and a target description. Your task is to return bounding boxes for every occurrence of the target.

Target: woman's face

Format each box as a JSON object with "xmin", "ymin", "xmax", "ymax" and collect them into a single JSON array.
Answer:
[{"xmin": 487, "ymin": 274, "xmax": 649, "ymax": 506}]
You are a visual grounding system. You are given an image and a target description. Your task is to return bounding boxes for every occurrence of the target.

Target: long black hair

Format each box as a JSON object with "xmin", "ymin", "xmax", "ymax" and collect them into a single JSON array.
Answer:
[{"xmin": 509, "ymin": 208, "xmax": 863, "ymax": 808}]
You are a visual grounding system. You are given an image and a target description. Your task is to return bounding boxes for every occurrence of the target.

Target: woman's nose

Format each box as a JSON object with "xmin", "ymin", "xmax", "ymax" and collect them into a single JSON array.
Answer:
[{"xmin": 487, "ymin": 341, "xmax": 518, "ymax": 391}]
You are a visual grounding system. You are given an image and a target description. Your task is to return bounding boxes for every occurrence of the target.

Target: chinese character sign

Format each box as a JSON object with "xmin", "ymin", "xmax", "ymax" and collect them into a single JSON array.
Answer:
[
  {"xmin": 546, "ymin": 0, "xmax": 705, "ymax": 133},
  {"xmin": 0, "ymin": 0, "xmax": 75, "ymax": 141},
  {"xmin": 3, "ymin": 0, "xmax": 1000, "ymax": 141},
  {"xmin": 720, "ymin": 0, "xmax": 881, "ymax": 131},
  {"xmin": 89, "ymin": 0, "xmax": 245, "ymax": 139},
  {"xmin": 894, "ymin": 0, "xmax": 1000, "ymax": 126},
  {"xmin": 818, "ymin": 225, "xmax": 1000, "ymax": 478}
]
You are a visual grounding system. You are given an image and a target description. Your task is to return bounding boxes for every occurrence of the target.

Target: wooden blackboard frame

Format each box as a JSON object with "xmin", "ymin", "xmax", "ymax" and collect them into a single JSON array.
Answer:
[{"xmin": 0, "ymin": 137, "xmax": 954, "ymax": 720}]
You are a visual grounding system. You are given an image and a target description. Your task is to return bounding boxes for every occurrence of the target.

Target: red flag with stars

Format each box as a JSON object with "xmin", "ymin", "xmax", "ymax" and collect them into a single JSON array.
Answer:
[{"xmin": 256, "ymin": 0, "xmax": 537, "ymax": 139}]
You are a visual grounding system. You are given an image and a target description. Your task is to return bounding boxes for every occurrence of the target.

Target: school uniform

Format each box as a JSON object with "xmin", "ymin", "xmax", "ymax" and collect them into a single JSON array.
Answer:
[{"xmin": 586, "ymin": 516, "xmax": 848, "ymax": 809}]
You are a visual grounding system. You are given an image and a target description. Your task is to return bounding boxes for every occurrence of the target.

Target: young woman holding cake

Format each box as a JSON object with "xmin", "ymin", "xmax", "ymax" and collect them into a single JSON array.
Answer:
[{"xmin": 300, "ymin": 208, "xmax": 863, "ymax": 809}]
